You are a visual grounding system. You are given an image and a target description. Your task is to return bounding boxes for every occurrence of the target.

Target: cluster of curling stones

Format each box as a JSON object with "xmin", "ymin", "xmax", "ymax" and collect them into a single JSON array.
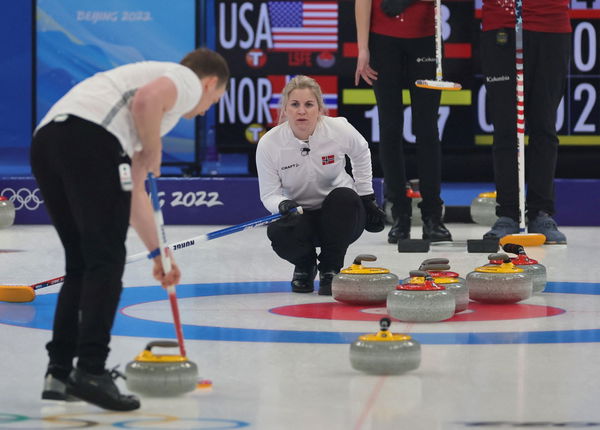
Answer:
[
  {"xmin": 337, "ymin": 251, "xmax": 546, "ymax": 374},
  {"xmin": 350, "ymin": 318, "xmax": 420, "ymax": 375},
  {"xmin": 125, "ymin": 341, "xmax": 199, "ymax": 397}
]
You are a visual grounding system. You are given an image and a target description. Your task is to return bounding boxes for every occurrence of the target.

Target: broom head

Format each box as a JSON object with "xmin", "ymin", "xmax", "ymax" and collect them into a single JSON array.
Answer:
[
  {"xmin": 415, "ymin": 79, "xmax": 462, "ymax": 91},
  {"xmin": 0, "ymin": 285, "xmax": 35, "ymax": 303},
  {"xmin": 500, "ymin": 233, "xmax": 546, "ymax": 247}
]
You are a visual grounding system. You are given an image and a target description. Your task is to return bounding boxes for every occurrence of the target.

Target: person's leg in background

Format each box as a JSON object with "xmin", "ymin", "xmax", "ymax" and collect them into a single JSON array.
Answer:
[
  {"xmin": 523, "ymin": 30, "xmax": 569, "ymax": 244},
  {"xmin": 316, "ymin": 187, "xmax": 366, "ymax": 295},
  {"xmin": 480, "ymin": 28, "xmax": 520, "ymax": 239},
  {"xmin": 405, "ymin": 35, "xmax": 451, "ymax": 241},
  {"xmin": 370, "ymin": 32, "xmax": 411, "ymax": 243}
]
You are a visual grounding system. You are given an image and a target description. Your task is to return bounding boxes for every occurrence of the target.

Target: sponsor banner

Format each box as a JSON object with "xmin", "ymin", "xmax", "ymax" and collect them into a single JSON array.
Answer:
[{"xmin": 0, "ymin": 177, "xmax": 385, "ymax": 225}]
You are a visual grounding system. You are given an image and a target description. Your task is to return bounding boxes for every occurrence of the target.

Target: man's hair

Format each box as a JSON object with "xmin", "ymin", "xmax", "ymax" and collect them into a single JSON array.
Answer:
[{"xmin": 180, "ymin": 47, "xmax": 230, "ymax": 88}]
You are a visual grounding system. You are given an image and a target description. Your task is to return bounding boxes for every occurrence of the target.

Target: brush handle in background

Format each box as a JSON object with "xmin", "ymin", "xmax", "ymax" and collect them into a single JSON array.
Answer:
[{"xmin": 514, "ymin": 0, "xmax": 526, "ymax": 233}]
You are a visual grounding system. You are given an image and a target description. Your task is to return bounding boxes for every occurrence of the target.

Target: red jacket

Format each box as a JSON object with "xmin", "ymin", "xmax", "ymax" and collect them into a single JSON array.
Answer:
[
  {"xmin": 371, "ymin": 0, "xmax": 435, "ymax": 38},
  {"xmin": 482, "ymin": 0, "xmax": 571, "ymax": 33}
]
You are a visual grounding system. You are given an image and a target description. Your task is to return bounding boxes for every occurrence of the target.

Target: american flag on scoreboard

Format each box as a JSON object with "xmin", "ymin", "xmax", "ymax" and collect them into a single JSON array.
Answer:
[
  {"xmin": 268, "ymin": 1, "xmax": 338, "ymax": 52},
  {"xmin": 267, "ymin": 75, "xmax": 338, "ymax": 125}
]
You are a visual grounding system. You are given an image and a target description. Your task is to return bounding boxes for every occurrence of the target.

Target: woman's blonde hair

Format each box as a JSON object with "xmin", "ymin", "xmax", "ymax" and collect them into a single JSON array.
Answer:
[{"xmin": 278, "ymin": 75, "xmax": 328, "ymax": 124}]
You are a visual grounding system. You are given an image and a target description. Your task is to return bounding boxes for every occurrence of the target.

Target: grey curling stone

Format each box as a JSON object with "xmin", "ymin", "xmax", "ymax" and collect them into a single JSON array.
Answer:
[
  {"xmin": 470, "ymin": 191, "xmax": 498, "ymax": 226},
  {"xmin": 125, "ymin": 341, "xmax": 199, "ymax": 397},
  {"xmin": 500, "ymin": 243, "xmax": 547, "ymax": 293},
  {"xmin": 332, "ymin": 254, "xmax": 399, "ymax": 305},
  {"xmin": 467, "ymin": 253, "xmax": 533, "ymax": 304},
  {"xmin": 0, "ymin": 196, "xmax": 15, "ymax": 229},
  {"xmin": 418, "ymin": 259, "xmax": 469, "ymax": 312},
  {"xmin": 403, "ymin": 268, "xmax": 469, "ymax": 313},
  {"xmin": 387, "ymin": 271, "xmax": 455, "ymax": 322},
  {"xmin": 350, "ymin": 318, "xmax": 420, "ymax": 375}
]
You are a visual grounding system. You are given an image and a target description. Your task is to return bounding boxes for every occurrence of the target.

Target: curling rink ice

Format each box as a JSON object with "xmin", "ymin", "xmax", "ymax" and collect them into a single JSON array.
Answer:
[{"xmin": 1, "ymin": 222, "xmax": 600, "ymax": 430}]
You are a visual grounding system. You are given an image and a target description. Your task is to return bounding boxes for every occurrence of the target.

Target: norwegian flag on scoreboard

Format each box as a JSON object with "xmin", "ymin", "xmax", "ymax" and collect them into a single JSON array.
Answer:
[
  {"xmin": 267, "ymin": 75, "xmax": 338, "ymax": 126},
  {"xmin": 322, "ymin": 154, "xmax": 335, "ymax": 165},
  {"xmin": 267, "ymin": 1, "xmax": 338, "ymax": 52}
]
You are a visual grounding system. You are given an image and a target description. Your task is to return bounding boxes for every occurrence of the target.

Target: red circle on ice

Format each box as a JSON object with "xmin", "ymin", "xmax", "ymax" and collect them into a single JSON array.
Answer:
[{"xmin": 270, "ymin": 302, "xmax": 565, "ymax": 322}]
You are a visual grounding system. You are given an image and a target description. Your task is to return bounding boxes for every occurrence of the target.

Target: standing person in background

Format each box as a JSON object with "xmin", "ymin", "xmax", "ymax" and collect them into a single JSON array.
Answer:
[
  {"xmin": 31, "ymin": 47, "xmax": 229, "ymax": 410},
  {"xmin": 256, "ymin": 75, "xmax": 385, "ymax": 296},
  {"xmin": 354, "ymin": 0, "xmax": 452, "ymax": 244},
  {"xmin": 481, "ymin": 0, "xmax": 570, "ymax": 244}
]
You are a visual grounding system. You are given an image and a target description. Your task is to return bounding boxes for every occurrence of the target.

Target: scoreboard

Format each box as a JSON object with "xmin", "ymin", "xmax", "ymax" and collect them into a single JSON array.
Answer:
[{"xmin": 208, "ymin": 0, "xmax": 600, "ymax": 163}]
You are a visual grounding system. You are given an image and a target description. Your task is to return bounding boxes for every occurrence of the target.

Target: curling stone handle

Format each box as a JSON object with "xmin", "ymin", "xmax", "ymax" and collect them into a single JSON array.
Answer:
[
  {"xmin": 353, "ymin": 254, "xmax": 377, "ymax": 265},
  {"xmin": 488, "ymin": 253, "xmax": 510, "ymax": 262},
  {"xmin": 502, "ymin": 243, "xmax": 525, "ymax": 256},
  {"xmin": 379, "ymin": 317, "xmax": 391, "ymax": 331},
  {"xmin": 420, "ymin": 258, "xmax": 449, "ymax": 268},
  {"xmin": 145, "ymin": 340, "xmax": 180, "ymax": 351},
  {"xmin": 409, "ymin": 270, "xmax": 429, "ymax": 278},
  {"xmin": 420, "ymin": 263, "xmax": 451, "ymax": 271}
]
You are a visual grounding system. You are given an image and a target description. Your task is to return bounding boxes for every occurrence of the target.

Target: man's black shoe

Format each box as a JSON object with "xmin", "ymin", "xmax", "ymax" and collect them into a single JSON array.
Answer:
[
  {"xmin": 42, "ymin": 373, "xmax": 79, "ymax": 401},
  {"xmin": 318, "ymin": 271, "xmax": 337, "ymax": 296},
  {"xmin": 387, "ymin": 215, "xmax": 411, "ymax": 244},
  {"xmin": 291, "ymin": 265, "xmax": 317, "ymax": 293},
  {"xmin": 422, "ymin": 216, "xmax": 452, "ymax": 242},
  {"xmin": 66, "ymin": 367, "xmax": 140, "ymax": 411}
]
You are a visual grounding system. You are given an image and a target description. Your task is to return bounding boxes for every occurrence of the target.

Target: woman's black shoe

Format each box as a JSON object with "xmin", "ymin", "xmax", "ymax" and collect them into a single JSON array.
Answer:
[
  {"xmin": 291, "ymin": 265, "xmax": 317, "ymax": 293},
  {"xmin": 318, "ymin": 271, "xmax": 337, "ymax": 296},
  {"xmin": 387, "ymin": 215, "xmax": 411, "ymax": 244},
  {"xmin": 66, "ymin": 367, "xmax": 140, "ymax": 411},
  {"xmin": 422, "ymin": 216, "xmax": 452, "ymax": 242}
]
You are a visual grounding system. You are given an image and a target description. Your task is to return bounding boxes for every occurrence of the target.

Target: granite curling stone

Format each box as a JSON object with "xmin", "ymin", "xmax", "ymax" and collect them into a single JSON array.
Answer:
[
  {"xmin": 387, "ymin": 271, "xmax": 455, "ymax": 322},
  {"xmin": 403, "ymin": 267, "xmax": 469, "ymax": 313},
  {"xmin": 350, "ymin": 317, "xmax": 420, "ymax": 375},
  {"xmin": 332, "ymin": 254, "xmax": 399, "ymax": 305},
  {"xmin": 467, "ymin": 253, "xmax": 533, "ymax": 304},
  {"xmin": 470, "ymin": 191, "xmax": 498, "ymax": 226},
  {"xmin": 498, "ymin": 243, "xmax": 547, "ymax": 293},
  {"xmin": 0, "ymin": 196, "xmax": 15, "ymax": 229},
  {"xmin": 125, "ymin": 341, "xmax": 199, "ymax": 397},
  {"xmin": 418, "ymin": 258, "xmax": 468, "ymax": 312}
]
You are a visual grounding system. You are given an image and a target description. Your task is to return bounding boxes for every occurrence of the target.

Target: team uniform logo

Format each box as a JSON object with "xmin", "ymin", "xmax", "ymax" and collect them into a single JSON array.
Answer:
[{"xmin": 321, "ymin": 154, "xmax": 334, "ymax": 165}]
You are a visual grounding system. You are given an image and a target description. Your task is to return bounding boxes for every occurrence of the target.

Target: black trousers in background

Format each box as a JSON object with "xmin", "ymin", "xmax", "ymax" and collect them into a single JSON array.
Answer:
[
  {"xmin": 481, "ymin": 29, "xmax": 571, "ymax": 220},
  {"xmin": 30, "ymin": 115, "xmax": 131, "ymax": 375},
  {"xmin": 267, "ymin": 188, "xmax": 366, "ymax": 273},
  {"xmin": 369, "ymin": 32, "xmax": 444, "ymax": 220}
]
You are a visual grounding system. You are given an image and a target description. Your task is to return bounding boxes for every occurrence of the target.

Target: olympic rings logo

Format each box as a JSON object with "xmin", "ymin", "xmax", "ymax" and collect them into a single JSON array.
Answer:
[
  {"xmin": 0, "ymin": 412, "xmax": 250, "ymax": 429},
  {"xmin": 0, "ymin": 187, "xmax": 44, "ymax": 211}
]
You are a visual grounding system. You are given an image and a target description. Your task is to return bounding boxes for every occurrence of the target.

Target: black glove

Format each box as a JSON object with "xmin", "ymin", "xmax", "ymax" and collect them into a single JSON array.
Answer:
[
  {"xmin": 380, "ymin": 0, "xmax": 418, "ymax": 17},
  {"xmin": 361, "ymin": 194, "xmax": 386, "ymax": 233},
  {"xmin": 278, "ymin": 199, "xmax": 300, "ymax": 216}
]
